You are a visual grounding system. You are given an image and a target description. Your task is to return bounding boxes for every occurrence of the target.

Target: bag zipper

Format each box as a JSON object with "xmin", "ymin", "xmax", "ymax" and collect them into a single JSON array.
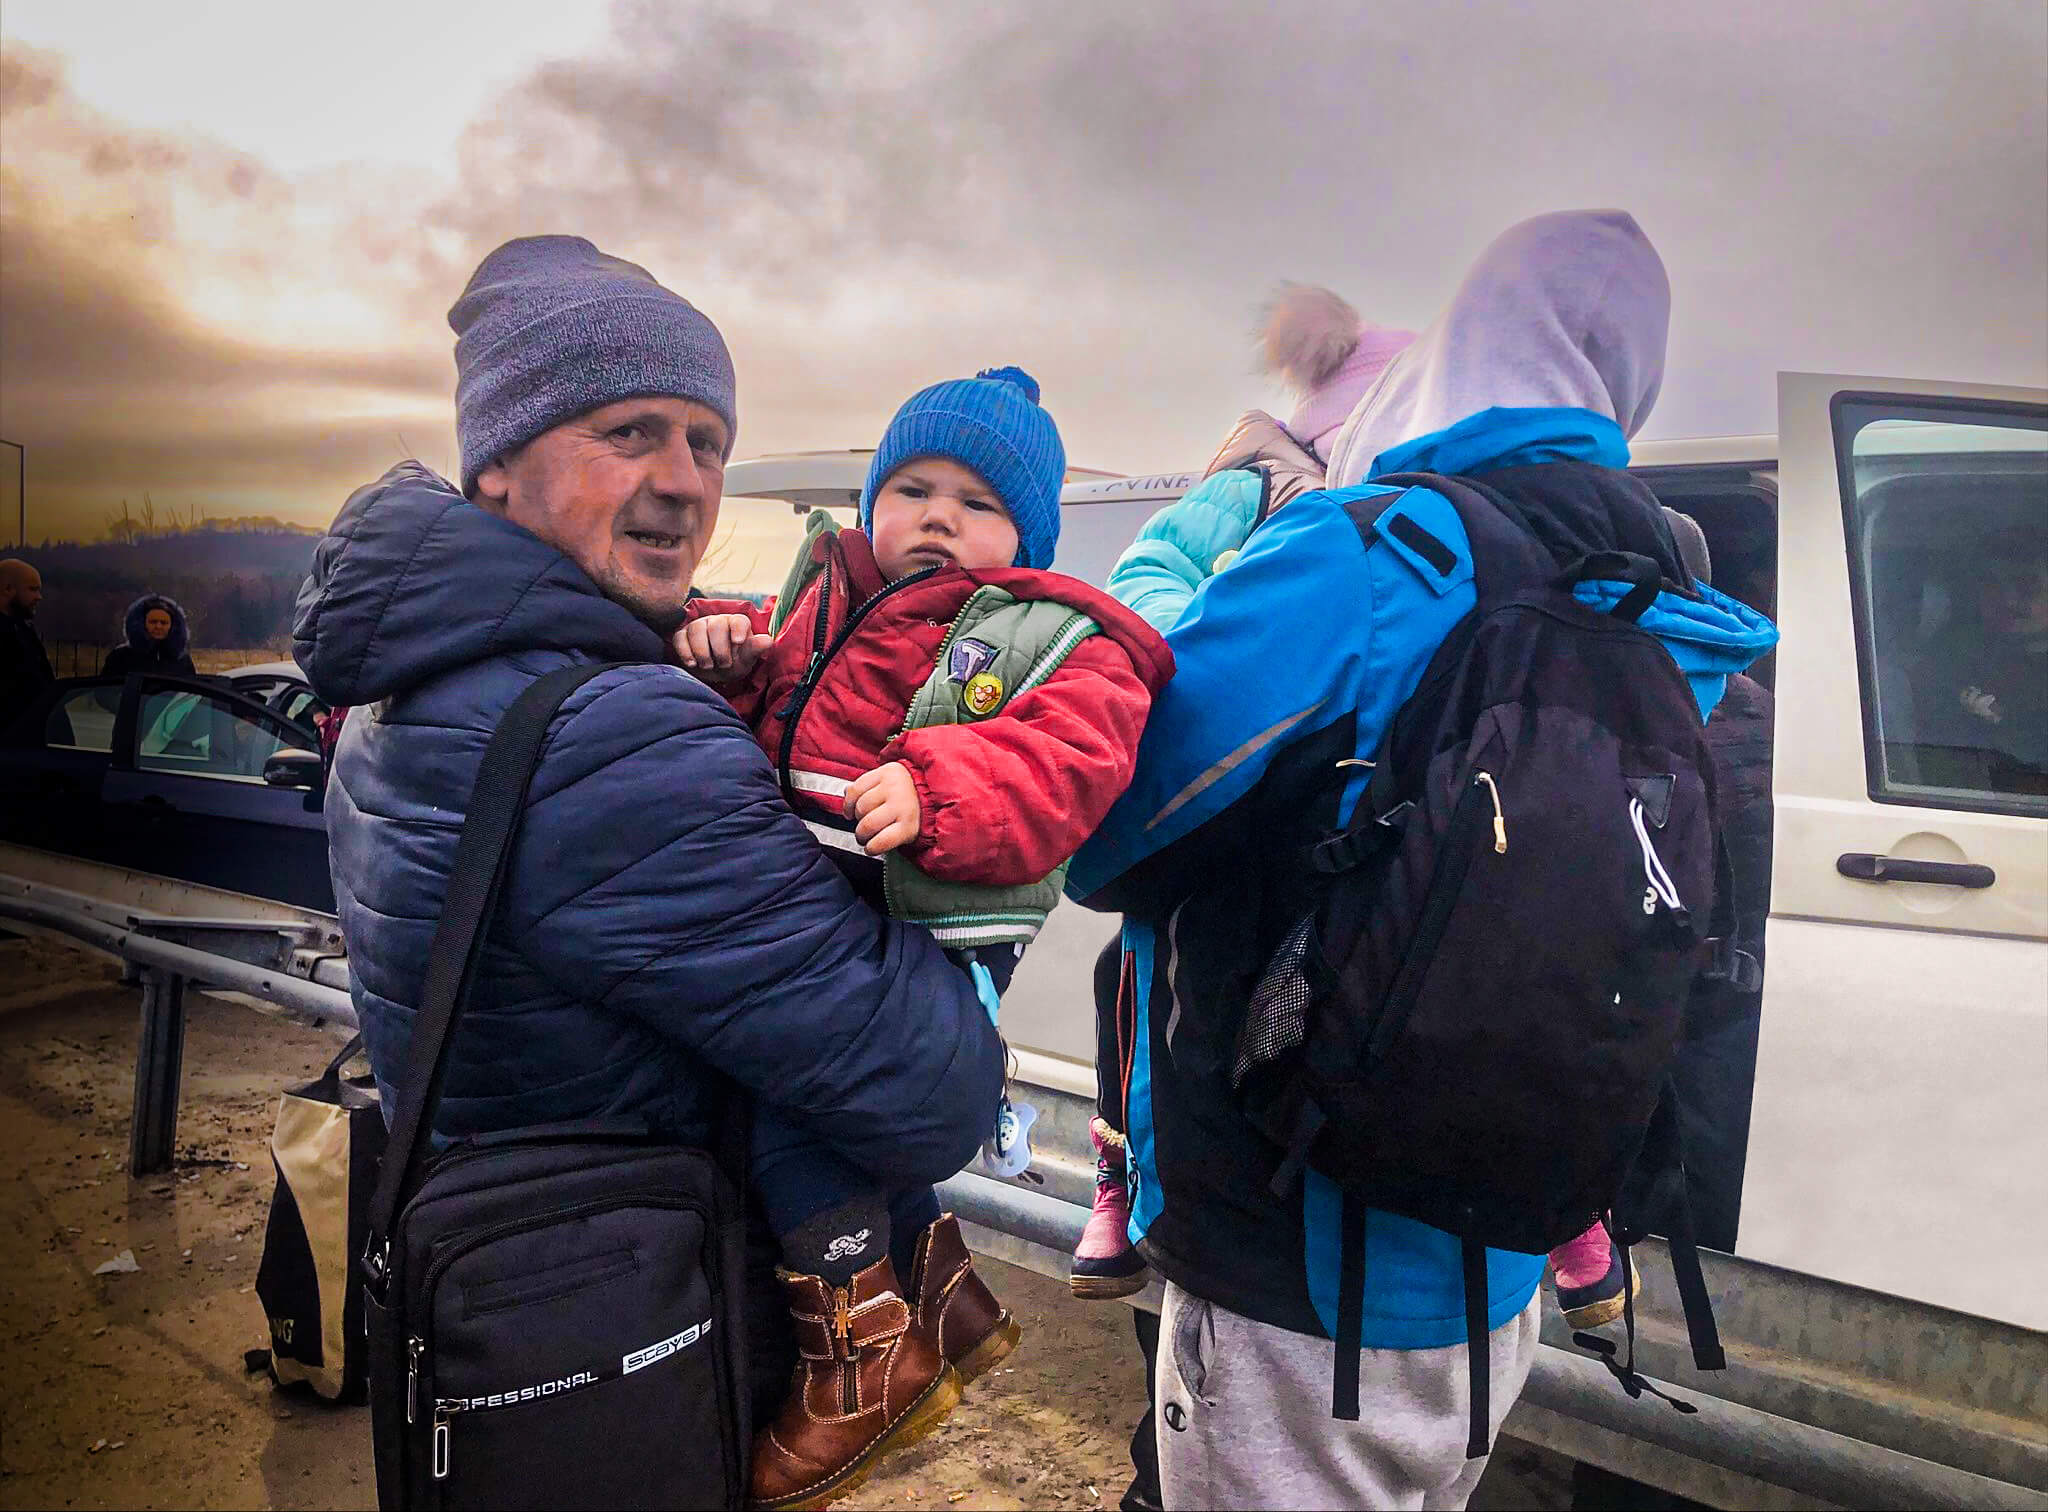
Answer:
[
  {"xmin": 1473, "ymin": 770, "xmax": 1507, "ymax": 853},
  {"xmin": 410, "ymin": 1191, "xmax": 711, "ymax": 1487},
  {"xmin": 1363, "ymin": 771, "xmax": 1501, "ymax": 1065},
  {"xmin": 1629, "ymin": 797, "xmax": 1685, "ymax": 915},
  {"xmin": 775, "ymin": 562, "xmax": 941, "ymax": 806},
  {"xmin": 418, "ymin": 1191, "xmax": 705, "ymax": 1301}
]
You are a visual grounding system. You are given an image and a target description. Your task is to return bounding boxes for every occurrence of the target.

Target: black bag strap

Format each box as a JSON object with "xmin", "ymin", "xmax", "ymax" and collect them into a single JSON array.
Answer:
[
  {"xmin": 1565, "ymin": 550, "xmax": 1663, "ymax": 623},
  {"xmin": 1461, "ymin": 1238, "xmax": 1491, "ymax": 1458},
  {"xmin": 1591, "ymin": 1083, "xmax": 1727, "ymax": 1410},
  {"xmin": 317, "ymin": 1032, "xmax": 365, "ymax": 1088},
  {"xmin": 362, "ymin": 661, "xmax": 618, "ymax": 1286},
  {"xmin": 1701, "ymin": 834, "xmax": 1761, "ymax": 990},
  {"xmin": 1331, "ymin": 1191, "xmax": 1368, "ymax": 1421}
]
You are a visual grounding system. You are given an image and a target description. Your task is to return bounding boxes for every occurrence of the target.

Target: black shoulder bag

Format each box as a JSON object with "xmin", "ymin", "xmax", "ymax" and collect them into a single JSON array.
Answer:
[{"xmin": 360, "ymin": 662, "xmax": 749, "ymax": 1511}]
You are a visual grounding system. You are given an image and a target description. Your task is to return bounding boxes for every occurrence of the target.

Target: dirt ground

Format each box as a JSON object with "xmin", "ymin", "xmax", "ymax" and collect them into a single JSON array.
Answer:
[{"xmin": 0, "ymin": 933, "xmax": 1569, "ymax": 1510}]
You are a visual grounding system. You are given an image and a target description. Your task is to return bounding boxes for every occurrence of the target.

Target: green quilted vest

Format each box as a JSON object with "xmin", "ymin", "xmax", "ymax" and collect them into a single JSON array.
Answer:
[
  {"xmin": 765, "ymin": 517, "xmax": 1100, "ymax": 950},
  {"xmin": 882, "ymin": 584, "xmax": 1100, "ymax": 949}
]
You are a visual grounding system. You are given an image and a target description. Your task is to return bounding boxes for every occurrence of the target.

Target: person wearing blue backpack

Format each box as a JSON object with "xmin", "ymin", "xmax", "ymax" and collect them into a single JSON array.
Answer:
[{"xmin": 1069, "ymin": 209, "xmax": 1777, "ymax": 1510}]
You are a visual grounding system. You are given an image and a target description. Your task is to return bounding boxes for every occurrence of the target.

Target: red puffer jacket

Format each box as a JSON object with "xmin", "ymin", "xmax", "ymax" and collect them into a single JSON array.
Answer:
[{"xmin": 690, "ymin": 528, "xmax": 1174, "ymax": 887}]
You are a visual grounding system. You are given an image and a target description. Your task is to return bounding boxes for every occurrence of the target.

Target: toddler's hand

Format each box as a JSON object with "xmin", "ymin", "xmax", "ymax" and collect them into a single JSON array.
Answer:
[
  {"xmin": 674, "ymin": 614, "xmax": 772, "ymax": 681},
  {"xmin": 844, "ymin": 762, "xmax": 922, "ymax": 856}
]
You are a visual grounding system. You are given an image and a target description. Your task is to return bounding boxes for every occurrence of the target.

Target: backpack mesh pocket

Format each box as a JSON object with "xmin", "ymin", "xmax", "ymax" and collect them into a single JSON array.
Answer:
[{"xmin": 1233, "ymin": 915, "xmax": 1321, "ymax": 1089}]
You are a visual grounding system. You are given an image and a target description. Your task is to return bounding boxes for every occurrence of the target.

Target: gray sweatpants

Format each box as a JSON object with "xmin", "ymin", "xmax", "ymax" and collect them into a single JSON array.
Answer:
[{"xmin": 1155, "ymin": 1282, "xmax": 1542, "ymax": 1511}]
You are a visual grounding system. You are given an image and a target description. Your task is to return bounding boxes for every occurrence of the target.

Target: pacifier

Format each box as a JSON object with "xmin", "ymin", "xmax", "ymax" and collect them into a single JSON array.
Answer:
[{"xmin": 977, "ymin": 1094, "xmax": 1038, "ymax": 1180}]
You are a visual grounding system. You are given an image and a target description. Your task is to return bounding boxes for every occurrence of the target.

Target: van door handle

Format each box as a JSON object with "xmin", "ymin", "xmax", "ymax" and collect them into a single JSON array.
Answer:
[{"xmin": 1837, "ymin": 853, "xmax": 1995, "ymax": 888}]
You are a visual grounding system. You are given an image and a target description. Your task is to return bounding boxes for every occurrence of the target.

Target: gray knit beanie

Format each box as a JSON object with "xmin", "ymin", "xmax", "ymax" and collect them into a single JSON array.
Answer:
[{"xmin": 449, "ymin": 235, "xmax": 737, "ymax": 495}]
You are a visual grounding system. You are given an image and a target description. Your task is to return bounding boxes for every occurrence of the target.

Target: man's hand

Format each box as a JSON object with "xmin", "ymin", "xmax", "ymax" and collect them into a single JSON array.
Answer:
[
  {"xmin": 844, "ymin": 762, "xmax": 922, "ymax": 856},
  {"xmin": 674, "ymin": 614, "xmax": 773, "ymax": 682}
]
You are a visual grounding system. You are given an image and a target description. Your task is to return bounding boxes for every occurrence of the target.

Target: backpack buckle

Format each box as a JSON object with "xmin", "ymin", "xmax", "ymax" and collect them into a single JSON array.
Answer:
[
  {"xmin": 1309, "ymin": 802, "xmax": 1412, "ymax": 875},
  {"xmin": 1704, "ymin": 937, "xmax": 1762, "ymax": 993}
]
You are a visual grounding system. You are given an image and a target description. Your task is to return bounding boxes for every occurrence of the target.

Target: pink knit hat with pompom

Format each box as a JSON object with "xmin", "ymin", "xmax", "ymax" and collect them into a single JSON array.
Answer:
[{"xmin": 1261, "ymin": 284, "xmax": 1415, "ymax": 461}]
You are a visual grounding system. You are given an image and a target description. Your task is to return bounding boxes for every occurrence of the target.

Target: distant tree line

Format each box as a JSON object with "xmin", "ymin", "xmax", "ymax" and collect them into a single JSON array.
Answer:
[
  {"xmin": 21, "ymin": 517, "xmax": 321, "ymax": 652},
  {"xmin": 21, "ymin": 511, "xmax": 776, "ymax": 656}
]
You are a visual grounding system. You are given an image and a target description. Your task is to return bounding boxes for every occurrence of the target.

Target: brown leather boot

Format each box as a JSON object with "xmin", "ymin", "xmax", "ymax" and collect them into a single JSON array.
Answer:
[
  {"xmin": 748, "ymin": 1256, "xmax": 961, "ymax": 1511},
  {"xmin": 907, "ymin": 1213, "xmax": 1022, "ymax": 1387}
]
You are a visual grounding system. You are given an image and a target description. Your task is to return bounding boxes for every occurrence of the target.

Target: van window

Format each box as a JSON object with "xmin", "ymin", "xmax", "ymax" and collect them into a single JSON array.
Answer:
[{"xmin": 1834, "ymin": 398, "xmax": 2048, "ymax": 815}]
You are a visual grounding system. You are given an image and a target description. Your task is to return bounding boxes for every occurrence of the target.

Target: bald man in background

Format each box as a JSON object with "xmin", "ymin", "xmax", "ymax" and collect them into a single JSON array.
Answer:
[{"xmin": 0, "ymin": 559, "xmax": 53, "ymax": 735}]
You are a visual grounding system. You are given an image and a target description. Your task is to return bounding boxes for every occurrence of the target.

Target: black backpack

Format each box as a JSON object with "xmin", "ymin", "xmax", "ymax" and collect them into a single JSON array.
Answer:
[{"xmin": 1232, "ymin": 470, "xmax": 1733, "ymax": 1455}]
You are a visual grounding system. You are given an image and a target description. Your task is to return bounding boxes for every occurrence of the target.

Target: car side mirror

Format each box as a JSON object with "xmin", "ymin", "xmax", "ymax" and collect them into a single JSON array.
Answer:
[{"xmin": 263, "ymin": 749, "xmax": 323, "ymax": 790}]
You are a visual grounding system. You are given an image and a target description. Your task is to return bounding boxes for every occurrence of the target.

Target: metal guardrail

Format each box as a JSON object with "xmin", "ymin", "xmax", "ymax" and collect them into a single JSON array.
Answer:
[
  {"xmin": 4, "ymin": 843, "xmax": 2045, "ymax": 1509},
  {"xmin": 936, "ymin": 1171, "xmax": 2048, "ymax": 1511},
  {"xmin": 0, "ymin": 856, "xmax": 354, "ymax": 1175}
]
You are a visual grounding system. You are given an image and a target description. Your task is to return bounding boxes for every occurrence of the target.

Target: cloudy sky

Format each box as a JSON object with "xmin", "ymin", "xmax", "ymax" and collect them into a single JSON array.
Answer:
[{"xmin": 1, "ymin": 0, "xmax": 2043, "ymax": 579}]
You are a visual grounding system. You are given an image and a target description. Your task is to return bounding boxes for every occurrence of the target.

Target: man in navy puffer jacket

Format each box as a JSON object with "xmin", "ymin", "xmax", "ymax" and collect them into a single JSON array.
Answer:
[{"xmin": 292, "ymin": 236, "xmax": 1003, "ymax": 1435}]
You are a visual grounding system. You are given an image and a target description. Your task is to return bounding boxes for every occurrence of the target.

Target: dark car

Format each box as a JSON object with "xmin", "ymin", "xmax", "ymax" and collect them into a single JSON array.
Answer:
[
  {"xmin": 0, "ymin": 672, "xmax": 334, "ymax": 912},
  {"xmin": 219, "ymin": 660, "xmax": 330, "ymax": 733}
]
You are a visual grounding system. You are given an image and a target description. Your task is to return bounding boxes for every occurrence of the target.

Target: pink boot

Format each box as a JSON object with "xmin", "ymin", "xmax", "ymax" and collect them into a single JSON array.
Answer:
[
  {"xmin": 1550, "ymin": 1219, "xmax": 1639, "ymax": 1330},
  {"xmin": 1070, "ymin": 1118, "xmax": 1148, "ymax": 1299}
]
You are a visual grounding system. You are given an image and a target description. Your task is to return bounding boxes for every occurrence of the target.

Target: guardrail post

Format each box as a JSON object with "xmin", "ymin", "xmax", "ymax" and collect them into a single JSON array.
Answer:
[{"xmin": 129, "ymin": 968, "xmax": 188, "ymax": 1176}]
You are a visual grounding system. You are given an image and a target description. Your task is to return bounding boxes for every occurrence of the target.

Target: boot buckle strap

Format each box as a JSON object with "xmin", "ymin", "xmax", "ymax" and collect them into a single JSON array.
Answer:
[{"xmin": 845, "ymin": 1295, "xmax": 910, "ymax": 1349}]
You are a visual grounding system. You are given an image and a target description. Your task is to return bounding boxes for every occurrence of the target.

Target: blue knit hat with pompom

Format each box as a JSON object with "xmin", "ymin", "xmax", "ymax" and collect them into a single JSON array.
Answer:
[{"xmin": 860, "ymin": 366, "xmax": 1066, "ymax": 569}]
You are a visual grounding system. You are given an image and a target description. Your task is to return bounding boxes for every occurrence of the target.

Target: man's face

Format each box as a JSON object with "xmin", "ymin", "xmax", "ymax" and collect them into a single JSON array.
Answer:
[
  {"xmin": 2, "ymin": 567, "xmax": 41, "ymax": 619},
  {"xmin": 144, "ymin": 608, "xmax": 172, "ymax": 641},
  {"xmin": 1980, "ymin": 558, "xmax": 2048, "ymax": 638},
  {"xmin": 473, "ymin": 396, "xmax": 730, "ymax": 633}
]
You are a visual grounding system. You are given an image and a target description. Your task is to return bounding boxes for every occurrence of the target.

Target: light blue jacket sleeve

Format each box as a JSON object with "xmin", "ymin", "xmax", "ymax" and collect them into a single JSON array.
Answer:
[
  {"xmin": 1072, "ymin": 484, "xmax": 1478, "ymax": 914},
  {"xmin": 1073, "ymin": 493, "xmax": 1377, "ymax": 906},
  {"xmin": 1107, "ymin": 470, "xmax": 1267, "ymax": 632}
]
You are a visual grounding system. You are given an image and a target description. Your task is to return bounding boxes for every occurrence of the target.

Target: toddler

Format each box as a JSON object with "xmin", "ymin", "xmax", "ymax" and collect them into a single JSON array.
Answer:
[{"xmin": 679, "ymin": 367, "xmax": 1172, "ymax": 1510}]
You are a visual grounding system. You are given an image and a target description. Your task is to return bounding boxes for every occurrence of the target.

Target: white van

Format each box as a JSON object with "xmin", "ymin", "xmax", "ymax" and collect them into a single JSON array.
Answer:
[{"xmin": 723, "ymin": 376, "xmax": 2047, "ymax": 1507}]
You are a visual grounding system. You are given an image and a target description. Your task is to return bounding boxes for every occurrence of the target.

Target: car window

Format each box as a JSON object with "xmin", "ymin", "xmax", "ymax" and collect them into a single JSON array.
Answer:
[
  {"xmin": 280, "ymin": 688, "xmax": 324, "ymax": 726},
  {"xmin": 1835, "ymin": 398, "xmax": 2048, "ymax": 815},
  {"xmin": 136, "ymin": 686, "xmax": 301, "ymax": 782},
  {"xmin": 45, "ymin": 684, "xmax": 122, "ymax": 753}
]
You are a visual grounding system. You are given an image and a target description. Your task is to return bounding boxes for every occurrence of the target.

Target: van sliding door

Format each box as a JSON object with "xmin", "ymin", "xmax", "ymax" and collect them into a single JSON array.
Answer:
[{"xmin": 1741, "ymin": 372, "xmax": 2047, "ymax": 1330}]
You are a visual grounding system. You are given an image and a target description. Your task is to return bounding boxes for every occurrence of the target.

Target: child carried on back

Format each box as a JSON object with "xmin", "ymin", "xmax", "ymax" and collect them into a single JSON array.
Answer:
[{"xmin": 677, "ymin": 366, "xmax": 1172, "ymax": 1510}]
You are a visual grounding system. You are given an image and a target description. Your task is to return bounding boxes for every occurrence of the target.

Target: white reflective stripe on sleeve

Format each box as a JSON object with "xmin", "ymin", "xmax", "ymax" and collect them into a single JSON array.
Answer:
[
  {"xmin": 790, "ymin": 770, "xmax": 853, "ymax": 800},
  {"xmin": 803, "ymin": 819, "xmax": 868, "ymax": 856}
]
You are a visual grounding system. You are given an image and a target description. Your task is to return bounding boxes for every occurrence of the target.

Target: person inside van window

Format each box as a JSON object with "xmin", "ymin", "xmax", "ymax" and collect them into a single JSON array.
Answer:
[{"xmin": 1910, "ymin": 527, "xmax": 2047, "ymax": 794}]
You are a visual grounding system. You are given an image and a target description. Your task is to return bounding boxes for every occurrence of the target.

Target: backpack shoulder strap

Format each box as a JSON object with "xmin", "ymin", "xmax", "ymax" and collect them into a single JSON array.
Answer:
[
  {"xmin": 362, "ymin": 659, "xmax": 620, "ymax": 1286},
  {"xmin": 1371, "ymin": 471, "xmax": 1557, "ymax": 611}
]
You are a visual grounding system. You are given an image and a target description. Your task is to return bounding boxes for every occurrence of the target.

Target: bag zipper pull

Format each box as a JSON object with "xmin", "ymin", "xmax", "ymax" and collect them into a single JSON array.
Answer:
[
  {"xmin": 1474, "ymin": 771, "xmax": 1508, "ymax": 854},
  {"xmin": 406, "ymin": 1336, "xmax": 423, "ymax": 1424},
  {"xmin": 432, "ymin": 1400, "xmax": 460, "ymax": 1481}
]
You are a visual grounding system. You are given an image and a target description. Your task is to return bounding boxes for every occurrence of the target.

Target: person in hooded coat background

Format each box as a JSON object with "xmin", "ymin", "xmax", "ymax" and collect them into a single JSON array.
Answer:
[
  {"xmin": 102, "ymin": 594, "xmax": 196, "ymax": 678},
  {"xmin": 1069, "ymin": 209, "xmax": 1777, "ymax": 1511}
]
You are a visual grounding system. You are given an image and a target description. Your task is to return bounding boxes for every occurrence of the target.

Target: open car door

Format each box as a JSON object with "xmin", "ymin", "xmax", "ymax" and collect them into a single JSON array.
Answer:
[{"xmin": 1741, "ymin": 372, "xmax": 2047, "ymax": 1329}]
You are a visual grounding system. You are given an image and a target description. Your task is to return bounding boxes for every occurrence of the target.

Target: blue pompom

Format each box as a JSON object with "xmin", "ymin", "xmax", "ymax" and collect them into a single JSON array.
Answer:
[{"xmin": 976, "ymin": 365, "xmax": 1041, "ymax": 405}]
